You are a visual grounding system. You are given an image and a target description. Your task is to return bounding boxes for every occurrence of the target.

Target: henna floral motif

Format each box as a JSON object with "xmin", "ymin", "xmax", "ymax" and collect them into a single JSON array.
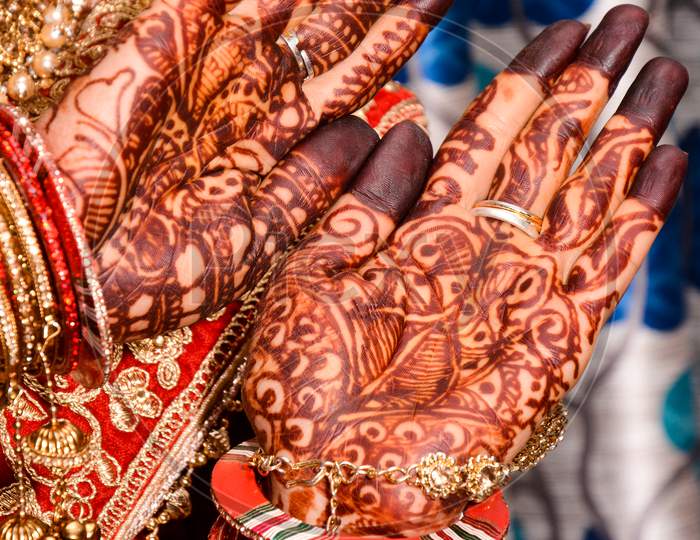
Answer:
[
  {"xmin": 244, "ymin": 6, "xmax": 689, "ymax": 536},
  {"xmin": 35, "ymin": 0, "xmax": 450, "ymax": 341}
]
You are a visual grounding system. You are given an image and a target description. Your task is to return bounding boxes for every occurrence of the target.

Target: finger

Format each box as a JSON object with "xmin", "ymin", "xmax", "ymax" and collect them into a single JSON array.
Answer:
[
  {"xmin": 222, "ymin": 0, "xmax": 442, "ymax": 175},
  {"xmin": 566, "ymin": 146, "xmax": 687, "ymax": 327},
  {"xmin": 99, "ymin": 117, "xmax": 379, "ymax": 339},
  {"xmin": 240, "ymin": 116, "xmax": 380, "ymax": 287},
  {"xmin": 304, "ymin": 0, "xmax": 452, "ymax": 120},
  {"xmin": 288, "ymin": 0, "xmax": 397, "ymax": 77},
  {"xmin": 486, "ymin": 4, "xmax": 649, "ymax": 216},
  {"xmin": 229, "ymin": 0, "xmax": 305, "ymax": 37},
  {"xmin": 540, "ymin": 58, "xmax": 688, "ymax": 259},
  {"xmin": 420, "ymin": 19, "xmax": 589, "ymax": 212},
  {"xmin": 288, "ymin": 121, "xmax": 432, "ymax": 277}
]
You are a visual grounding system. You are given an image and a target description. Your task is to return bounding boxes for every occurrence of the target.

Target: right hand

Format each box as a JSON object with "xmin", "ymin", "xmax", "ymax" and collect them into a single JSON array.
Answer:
[{"xmin": 244, "ymin": 6, "xmax": 688, "ymax": 535}]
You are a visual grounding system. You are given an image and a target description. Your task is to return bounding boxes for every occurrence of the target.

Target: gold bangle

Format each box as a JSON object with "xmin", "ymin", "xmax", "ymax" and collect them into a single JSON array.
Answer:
[
  {"xmin": 0, "ymin": 274, "xmax": 20, "ymax": 370},
  {"xmin": 0, "ymin": 165, "xmax": 56, "ymax": 319},
  {"xmin": 0, "ymin": 209, "xmax": 40, "ymax": 365},
  {"xmin": 0, "ymin": 166, "xmax": 58, "ymax": 368},
  {"xmin": 250, "ymin": 404, "xmax": 568, "ymax": 533}
]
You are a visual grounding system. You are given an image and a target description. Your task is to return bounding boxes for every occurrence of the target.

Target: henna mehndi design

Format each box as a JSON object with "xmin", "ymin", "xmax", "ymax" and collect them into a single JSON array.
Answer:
[
  {"xmin": 244, "ymin": 6, "xmax": 689, "ymax": 536},
  {"xmin": 35, "ymin": 0, "xmax": 450, "ymax": 341}
]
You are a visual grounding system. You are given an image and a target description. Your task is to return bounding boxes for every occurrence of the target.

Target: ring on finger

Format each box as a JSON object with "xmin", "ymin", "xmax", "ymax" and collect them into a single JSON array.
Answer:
[
  {"xmin": 472, "ymin": 200, "xmax": 543, "ymax": 239},
  {"xmin": 279, "ymin": 31, "xmax": 314, "ymax": 80}
]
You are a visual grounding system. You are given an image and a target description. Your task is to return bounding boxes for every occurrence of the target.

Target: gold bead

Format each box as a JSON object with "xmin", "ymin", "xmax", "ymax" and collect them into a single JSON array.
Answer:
[
  {"xmin": 82, "ymin": 521, "xmax": 99, "ymax": 540},
  {"xmin": 43, "ymin": 4, "xmax": 71, "ymax": 25},
  {"xmin": 59, "ymin": 520, "xmax": 85, "ymax": 540},
  {"xmin": 190, "ymin": 452, "xmax": 207, "ymax": 467},
  {"xmin": 0, "ymin": 514, "xmax": 47, "ymax": 540},
  {"xmin": 40, "ymin": 24, "xmax": 66, "ymax": 49},
  {"xmin": 7, "ymin": 71, "xmax": 35, "ymax": 102},
  {"xmin": 164, "ymin": 487, "xmax": 192, "ymax": 520},
  {"xmin": 32, "ymin": 50, "xmax": 58, "ymax": 78}
]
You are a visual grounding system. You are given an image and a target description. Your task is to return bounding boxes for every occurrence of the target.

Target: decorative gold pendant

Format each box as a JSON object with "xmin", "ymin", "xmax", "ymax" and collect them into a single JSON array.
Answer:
[
  {"xmin": 462, "ymin": 455, "xmax": 509, "ymax": 502},
  {"xmin": 22, "ymin": 419, "xmax": 90, "ymax": 469},
  {"xmin": 55, "ymin": 518, "xmax": 99, "ymax": 540},
  {"xmin": 0, "ymin": 515, "xmax": 47, "ymax": 540},
  {"xmin": 416, "ymin": 452, "xmax": 463, "ymax": 499}
]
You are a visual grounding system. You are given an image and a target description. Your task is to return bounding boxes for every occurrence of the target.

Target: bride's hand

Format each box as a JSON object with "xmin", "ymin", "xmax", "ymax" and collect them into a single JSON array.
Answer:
[
  {"xmin": 243, "ymin": 6, "xmax": 688, "ymax": 535},
  {"xmin": 36, "ymin": 0, "xmax": 449, "ymax": 340}
]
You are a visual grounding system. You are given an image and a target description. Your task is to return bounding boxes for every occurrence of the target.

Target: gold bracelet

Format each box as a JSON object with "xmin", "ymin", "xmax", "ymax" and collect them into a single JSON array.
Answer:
[
  {"xmin": 0, "ymin": 274, "xmax": 19, "ymax": 370},
  {"xmin": 0, "ymin": 166, "xmax": 56, "ymax": 318},
  {"xmin": 250, "ymin": 403, "xmax": 568, "ymax": 533},
  {"xmin": 0, "ymin": 209, "xmax": 40, "ymax": 365},
  {"xmin": 0, "ymin": 167, "xmax": 58, "ymax": 366}
]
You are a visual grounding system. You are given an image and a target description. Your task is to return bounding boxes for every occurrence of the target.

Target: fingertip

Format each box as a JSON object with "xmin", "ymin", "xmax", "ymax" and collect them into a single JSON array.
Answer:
[
  {"xmin": 387, "ymin": 120, "xmax": 433, "ymax": 162},
  {"xmin": 328, "ymin": 115, "xmax": 381, "ymax": 148},
  {"xmin": 351, "ymin": 121, "xmax": 432, "ymax": 222},
  {"xmin": 629, "ymin": 145, "xmax": 687, "ymax": 218},
  {"xmin": 618, "ymin": 58, "xmax": 688, "ymax": 141},
  {"xmin": 577, "ymin": 4, "xmax": 649, "ymax": 89},
  {"xmin": 509, "ymin": 20, "xmax": 589, "ymax": 84},
  {"xmin": 299, "ymin": 116, "xmax": 379, "ymax": 172}
]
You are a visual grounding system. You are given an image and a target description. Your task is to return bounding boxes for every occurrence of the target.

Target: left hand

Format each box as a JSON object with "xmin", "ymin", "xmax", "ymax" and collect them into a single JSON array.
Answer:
[
  {"xmin": 37, "ymin": 0, "xmax": 449, "ymax": 341},
  {"xmin": 244, "ymin": 6, "xmax": 689, "ymax": 535}
]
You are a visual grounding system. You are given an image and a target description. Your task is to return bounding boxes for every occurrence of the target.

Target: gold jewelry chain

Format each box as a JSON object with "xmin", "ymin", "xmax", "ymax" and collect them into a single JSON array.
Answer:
[{"xmin": 250, "ymin": 403, "xmax": 568, "ymax": 534}]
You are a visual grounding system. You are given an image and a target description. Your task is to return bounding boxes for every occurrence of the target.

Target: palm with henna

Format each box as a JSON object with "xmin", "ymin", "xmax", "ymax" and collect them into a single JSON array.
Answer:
[
  {"xmin": 244, "ymin": 6, "xmax": 689, "ymax": 536},
  {"xmin": 36, "ymin": 0, "xmax": 450, "ymax": 342}
]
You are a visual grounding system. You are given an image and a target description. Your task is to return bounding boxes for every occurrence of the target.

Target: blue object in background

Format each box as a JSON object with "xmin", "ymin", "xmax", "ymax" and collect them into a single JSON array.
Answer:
[
  {"xmin": 415, "ymin": 0, "xmax": 594, "ymax": 86},
  {"xmin": 419, "ymin": 2, "xmax": 473, "ymax": 85},
  {"xmin": 663, "ymin": 369, "xmax": 698, "ymax": 454},
  {"xmin": 681, "ymin": 126, "xmax": 700, "ymax": 290},
  {"xmin": 473, "ymin": 0, "xmax": 595, "ymax": 25},
  {"xmin": 605, "ymin": 166, "xmax": 685, "ymax": 329},
  {"xmin": 644, "ymin": 197, "xmax": 686, "ymax": 330}
]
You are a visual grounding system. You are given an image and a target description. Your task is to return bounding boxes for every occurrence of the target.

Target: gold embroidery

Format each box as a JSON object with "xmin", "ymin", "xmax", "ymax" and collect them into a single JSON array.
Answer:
[
  {"xmin": 206, "ymin": 308, "xmax": 227, "ymax": 322},
  {"xmin": 0, "ymin": 348, "xmax": 125, "ymax": 522},
  {"xmin": 128, "ymin": 328, "xmax": 193, "ymax": 391},
  {"xmin": 107, "ymin": 368, "xmax": 163, "ymax": 432},
  {"xmin": 13, "ymin": 390, "xmax": 48, "ymax": 423}
]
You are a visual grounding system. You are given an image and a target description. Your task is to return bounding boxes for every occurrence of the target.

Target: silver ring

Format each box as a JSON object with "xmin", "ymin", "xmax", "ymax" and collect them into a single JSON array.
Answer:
[
  {"xmin": 279, "ymin": 31, "xmax": 314, "ymax": 81},
  {"xmin": 472, "ymin": 200, "xmax": 543, "ymax": 239}
]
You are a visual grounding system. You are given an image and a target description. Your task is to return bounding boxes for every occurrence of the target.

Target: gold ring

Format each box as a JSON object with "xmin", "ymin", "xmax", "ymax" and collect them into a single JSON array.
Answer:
[
  {"xmin": 472, "ymin": 200, "xmax": 543, "ymax": 239},
  {"xmin": 279, "ymin": 31, "xmax": 314, "ymax": 80}
]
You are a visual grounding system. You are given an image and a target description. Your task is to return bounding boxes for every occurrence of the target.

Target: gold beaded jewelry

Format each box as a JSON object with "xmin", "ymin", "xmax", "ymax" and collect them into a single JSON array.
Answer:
[
  {"xmin": 250, "ymin": 404, "xmax": 568, "ymax": 534},
  {"xmin": 0, "ymin": 165, "xmax": 56, "ymax": 319},
  {"xmin": 0, "ymin": 166, "xmax": 58, "ymax": 368},
  {"xmin": 0, "ymin": 210, "xmax": 41, "ymax": 365},
  {"xmin": 0, "ymin": 275, "xmax": 20, "ymax": 371},
  {"xmin": 0, "ymin": 1, "xmax": 86, "ymax": 107},
  {"xmin": 0, "ymin": 150, "xmax": 98, "ymax": 538}
]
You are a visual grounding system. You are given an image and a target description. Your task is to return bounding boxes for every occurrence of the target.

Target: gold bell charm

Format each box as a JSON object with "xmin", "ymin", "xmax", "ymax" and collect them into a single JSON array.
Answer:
[
  {"xmin": 0, "ymin": 515, "xmax": 47, "ymax": 540},
  {"xmin": 22, "ymin": 419, "xmax": 90, "ymax": 469},
  {"xmin": 55, "ymin": 518, "xmax": 99, "ymax": 540}
]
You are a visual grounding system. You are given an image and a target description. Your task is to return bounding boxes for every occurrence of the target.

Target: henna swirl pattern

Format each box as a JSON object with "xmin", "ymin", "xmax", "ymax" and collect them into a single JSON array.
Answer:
[
  {"xmin": 244, "ymin": 6, "xmax": 689, "ymax": 536},
  {"xmin": 36, "ymin": 0, "xmax": 451, "ymax": 341}
]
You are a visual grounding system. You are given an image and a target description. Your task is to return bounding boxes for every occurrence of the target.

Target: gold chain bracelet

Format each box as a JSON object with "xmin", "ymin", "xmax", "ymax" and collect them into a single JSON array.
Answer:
[{"xmin": 250, "ymin": 403, "xmax": 568, "ymax": 534}]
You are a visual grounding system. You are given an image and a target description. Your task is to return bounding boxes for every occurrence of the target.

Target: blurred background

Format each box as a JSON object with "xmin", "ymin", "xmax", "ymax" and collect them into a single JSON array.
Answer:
[{"xmin": 395, "ymin": 1, "xmax": 700, "ymax": 539}]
